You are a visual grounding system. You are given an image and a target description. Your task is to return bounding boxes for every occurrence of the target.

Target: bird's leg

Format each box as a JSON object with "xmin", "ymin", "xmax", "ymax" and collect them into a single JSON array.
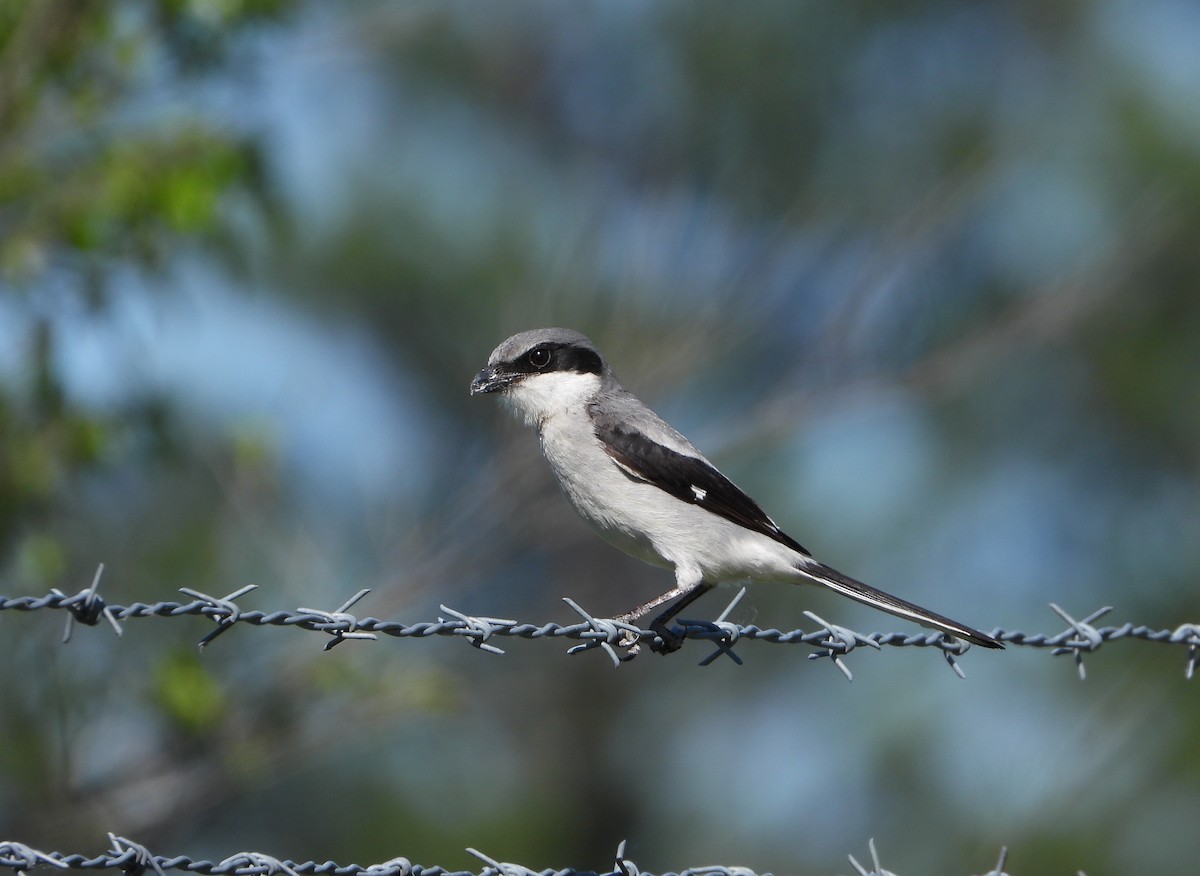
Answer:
[
  {"xmin": 648, "ymin": 583, "xmax": 712, "ymax": 653},
  {"xmin": 614, "ymin": 586, "xmax": 689, "ymax": 625},
  {"xmin": 616, "ymin": 582, "xmax": 711, "ymax": 654}
]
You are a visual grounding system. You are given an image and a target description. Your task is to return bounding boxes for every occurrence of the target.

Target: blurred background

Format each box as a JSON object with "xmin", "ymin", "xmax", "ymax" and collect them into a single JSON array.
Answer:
[{"xmin": 2, "ymin": 1, "xmax": 1199, "ymax": 873}]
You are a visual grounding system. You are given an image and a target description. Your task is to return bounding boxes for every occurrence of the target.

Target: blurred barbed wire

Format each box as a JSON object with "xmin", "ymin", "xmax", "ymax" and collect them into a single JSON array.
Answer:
[
  {"xmin": 1, "ymin": 566, "xmax": 1196, "ymax": 680},
  {"xmin": 0, "ymin": 835, "xmax": 1034, "ymax": 876}
]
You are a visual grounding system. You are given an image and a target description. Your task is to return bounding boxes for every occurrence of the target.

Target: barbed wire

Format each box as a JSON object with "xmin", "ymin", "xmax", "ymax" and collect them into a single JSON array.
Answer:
[
  {"xmin": 1, "ymin": 565, "xmax": 1197, "ymax": 680},
  {"xmin": 0, "ymin": 836, "xmax": 1039, "ymax": 876}
]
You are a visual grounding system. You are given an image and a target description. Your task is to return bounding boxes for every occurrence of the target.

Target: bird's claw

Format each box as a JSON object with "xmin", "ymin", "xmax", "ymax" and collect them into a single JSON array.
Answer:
[{"xmin": 649, "ymin": 622, "xmax": 684, "ymax": 654}]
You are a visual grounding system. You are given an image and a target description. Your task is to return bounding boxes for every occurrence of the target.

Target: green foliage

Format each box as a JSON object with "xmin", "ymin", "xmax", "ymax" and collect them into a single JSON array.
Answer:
[
  {"xmin": 154, "ymin": 648, "xmax": 227, "ymax": 732},
  {"xmin": 0, "ymin": 0, "xmax": 286, "ymax": 288},
  {"xmin": 0, "ymin": 0, "xmax": 292, "ymax": 548}
]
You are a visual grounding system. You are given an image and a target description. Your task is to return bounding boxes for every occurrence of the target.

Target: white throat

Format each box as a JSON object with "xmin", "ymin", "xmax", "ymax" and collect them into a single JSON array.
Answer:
[{"xmin": 500, "ymin": 371, "xmax": 602, "ymax": 430}]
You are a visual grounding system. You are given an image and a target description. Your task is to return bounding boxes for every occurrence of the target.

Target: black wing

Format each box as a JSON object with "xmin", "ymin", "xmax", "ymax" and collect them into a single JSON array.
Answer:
[{"xmin": 597, "ymin": 423, "xmax": 810, "ymax": 557}]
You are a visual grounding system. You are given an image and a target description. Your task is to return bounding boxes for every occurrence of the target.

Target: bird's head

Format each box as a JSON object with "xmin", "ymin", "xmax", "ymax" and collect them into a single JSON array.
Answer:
[{"xmin": 470, "ymin": 328, "xmax": 606, "ymax": 428}]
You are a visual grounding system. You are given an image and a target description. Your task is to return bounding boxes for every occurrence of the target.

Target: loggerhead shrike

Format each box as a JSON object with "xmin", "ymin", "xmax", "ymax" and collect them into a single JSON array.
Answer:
[{"xmin": 471, "ymin": 327, "xmax": 1002, "ymax": 652}]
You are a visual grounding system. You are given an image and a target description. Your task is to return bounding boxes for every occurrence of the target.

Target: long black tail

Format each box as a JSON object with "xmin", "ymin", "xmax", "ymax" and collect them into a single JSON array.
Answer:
[{"xmin": 799, "ymin": 560, "xmax": 1003, "ymax": 649}]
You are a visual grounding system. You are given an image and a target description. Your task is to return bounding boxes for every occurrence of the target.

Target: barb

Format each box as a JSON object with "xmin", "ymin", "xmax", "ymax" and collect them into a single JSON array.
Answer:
[
  {"xmin": 437, "ymin": 604, "xmax": 518, "ymax": 655},
  {"xmin": 803, "ymin": 610, "xmax": 881, "ymax": 682},
  {"xmin": 178, "ymin": 584, "xmax": 259, "ymax": 650},
  {"xmin": 982, "ymin": 847, "xmax": 1010, "ymax": 876},
  {"xmin": 0, "ymin": 841, "xmax": 69, "ymax": 876},
  {"xmin": 1172, "ymin": 623, "xmax": 1200, "ymax": 681},
  {"xmin": 359, "ymin": 860, "xmax": 412, "ymax": 876},
  {"xmin": 611, "ymin": 840, "xmax": 637, "ymax": 876},
  {"xmin": 685, "ymin": 587, "xmax": 748, "ymax": 667},
  {"xmin": 51, "ymin": 564, "xmax": 123, "ymax": 642},
  {"xmin": 297, "ymin": 589, "xmax": 378, "ymax": 651},
  {"xmin": 0, "ymin": 586, "xmax": 1196, "ymax": 676},
  {"xmin": 214, "ymin": 853, "xmax": 299, "ymax": 876},
  {"xmin": 0, "ymin": 836, "xmax": 1025, "ymax": 876},
  {"xmin": 847, "ymin": 838, "xmax": 896, "ymax": 876},
  {"xmin": 107, "ymin": 835, "xmax": 165, "ymax": 876},
  {"xmin": 465, "ymin": 847, "xmax": 542, "ymax": 876},
  {"xmin": 562, "ymin": 598, "xmax": 640, "ymax": 666},
  {"xmin": 1048, "ymin": 604, "xmax": 1111, "ymax": 681}
]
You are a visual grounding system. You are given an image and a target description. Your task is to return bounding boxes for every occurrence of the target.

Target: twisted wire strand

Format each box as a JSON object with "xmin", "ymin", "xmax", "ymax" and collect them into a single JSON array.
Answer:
[
  {"xmin": 1, "ymin": 573, "xmax": 1197, "ymax": 678},
  {"xmin": 0, "ymin": 837, "xmax": 1019, "ymax": 876}
]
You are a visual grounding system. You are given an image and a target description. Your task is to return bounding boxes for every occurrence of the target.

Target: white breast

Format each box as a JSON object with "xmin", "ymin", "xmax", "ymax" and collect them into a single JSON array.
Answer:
[
  {"xmin": 503, "ymin": 369, "xmax": 806, "ymax": 585},
  {"xmin": 536, "ymin": 407, "xmax": 806, "ymax": 586}
]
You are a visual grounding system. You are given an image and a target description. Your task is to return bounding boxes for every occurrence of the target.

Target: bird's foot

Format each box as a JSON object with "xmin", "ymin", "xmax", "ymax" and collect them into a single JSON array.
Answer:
[{"xmin": 649, "ymin": 621, "xmax": 684, "ymax": 654}]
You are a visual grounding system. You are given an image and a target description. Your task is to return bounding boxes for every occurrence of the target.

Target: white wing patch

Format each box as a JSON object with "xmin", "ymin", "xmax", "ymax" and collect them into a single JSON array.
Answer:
[{"xmin": 691, "ymin": 485, "xmax": 707, "ymax": 501}]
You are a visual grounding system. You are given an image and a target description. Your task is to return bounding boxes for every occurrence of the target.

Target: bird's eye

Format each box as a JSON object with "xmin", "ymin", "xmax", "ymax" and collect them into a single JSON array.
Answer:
[{"xmin": 527, "ymin": 348, "xmax": 552, "ymax": 369}]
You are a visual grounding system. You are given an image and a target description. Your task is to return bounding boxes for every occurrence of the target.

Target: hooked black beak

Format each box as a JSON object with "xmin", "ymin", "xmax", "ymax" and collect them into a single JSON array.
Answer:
[{"xmin": 470, "ymin": 366, "xmax": 517, "ymax": 395}]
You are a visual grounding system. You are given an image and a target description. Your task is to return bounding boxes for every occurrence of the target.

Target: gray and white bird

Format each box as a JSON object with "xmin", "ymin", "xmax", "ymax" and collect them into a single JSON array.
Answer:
[{"xmin": 470, "ymin": 327, "xmax": 1002, "ymax": 652}]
